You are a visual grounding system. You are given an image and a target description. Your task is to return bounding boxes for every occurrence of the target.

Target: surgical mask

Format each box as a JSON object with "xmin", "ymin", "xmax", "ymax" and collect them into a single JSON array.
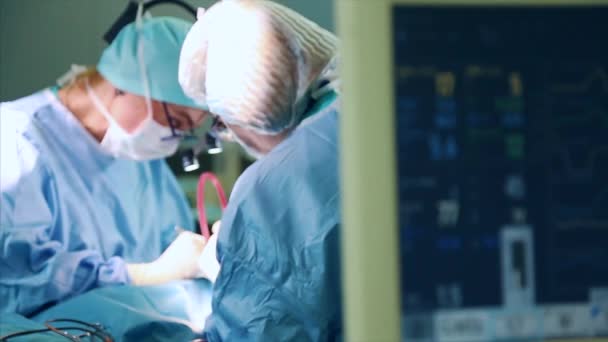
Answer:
[{"xmin": 85, "ymin": 80, "xmax": 180, "ymax": 160}]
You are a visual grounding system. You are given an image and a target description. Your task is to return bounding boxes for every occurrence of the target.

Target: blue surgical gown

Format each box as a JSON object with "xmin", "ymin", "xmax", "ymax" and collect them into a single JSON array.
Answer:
[
  {"xmin": 0, "ymin": 89, "xmax": 193, "ymax": 316},
  {"xmin": 204, "ymin": 93, "xmax": 343, "ymax": 341}
]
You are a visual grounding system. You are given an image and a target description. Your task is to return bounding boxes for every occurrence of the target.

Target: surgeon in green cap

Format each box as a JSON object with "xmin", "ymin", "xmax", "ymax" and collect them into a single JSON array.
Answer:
[{"xmin": 0, "ymin": 14, "xmax": 212, "ymax": 316}]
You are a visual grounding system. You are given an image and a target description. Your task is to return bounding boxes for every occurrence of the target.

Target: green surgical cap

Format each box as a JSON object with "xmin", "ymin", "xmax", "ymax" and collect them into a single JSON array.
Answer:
[{"xmin": 98, "ymin": 17, "xmax": 207, "ymax": 110}]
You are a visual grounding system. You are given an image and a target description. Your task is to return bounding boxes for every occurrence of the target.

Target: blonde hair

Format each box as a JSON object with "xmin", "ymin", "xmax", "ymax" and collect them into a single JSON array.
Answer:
[
  {"xmin": 63, "ymin": 67, "xmax": 104, "ymax": 91},
  {"xmin": 58, "ymin": 67, "xmax": 108, "ymax": 123}
]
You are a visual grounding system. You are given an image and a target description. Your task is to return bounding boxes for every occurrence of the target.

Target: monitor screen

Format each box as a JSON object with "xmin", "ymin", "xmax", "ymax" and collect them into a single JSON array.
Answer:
[{"xmin": 393, "ymin": 5, "xmax": 608, "ymax": 341}]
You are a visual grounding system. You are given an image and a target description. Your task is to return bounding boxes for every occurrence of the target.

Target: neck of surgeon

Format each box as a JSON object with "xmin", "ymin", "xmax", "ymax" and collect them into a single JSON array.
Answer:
[
  {"xmin": 58, "ymin": 72, "xmax": 111, "ymax": 142},
  {"xmin": 227, "ymin": 123, "xmax": 293, "ymax": 158}
]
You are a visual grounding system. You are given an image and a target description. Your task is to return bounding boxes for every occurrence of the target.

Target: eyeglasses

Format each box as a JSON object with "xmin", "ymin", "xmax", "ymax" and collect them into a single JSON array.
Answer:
[
  {"xmin": 161, "ymin": 102, "xmax": 198, "ymax": 141},
  {"xmin": 180, "ymin": 116, "xmax": 227, "ymax": 172},
  {"xmin": 0, "ymin": 318, "xmax": 114, "ymax": 342},
  {"xmin": 209, "ymin": 116, "xmax": 234, "ymax": 142}
]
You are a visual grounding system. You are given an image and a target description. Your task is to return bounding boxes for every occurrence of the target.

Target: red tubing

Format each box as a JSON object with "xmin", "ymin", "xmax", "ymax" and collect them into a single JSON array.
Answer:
[{"xmin": 197, "ymin": 172, "xmax": 228, "ymax": 239}]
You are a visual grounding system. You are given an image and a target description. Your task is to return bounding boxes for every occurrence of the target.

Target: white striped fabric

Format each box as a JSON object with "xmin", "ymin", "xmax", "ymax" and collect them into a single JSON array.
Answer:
[{"xmin": 179, "ymin": 0, "xmax": 338, "ymax": 134}]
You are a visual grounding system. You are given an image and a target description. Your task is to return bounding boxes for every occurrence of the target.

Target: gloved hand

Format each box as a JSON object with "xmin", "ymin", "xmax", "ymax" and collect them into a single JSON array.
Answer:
[
  {"xmin": 198, "ymin": 221, "xmax": 221, "ymax": 282},
  {"xmin": 211, "ymin": 220, "xmax": 221, "ymax": 235},
  {"xmin": 127, "ymin": 229, "xmax": 207, "ymax": 286}
]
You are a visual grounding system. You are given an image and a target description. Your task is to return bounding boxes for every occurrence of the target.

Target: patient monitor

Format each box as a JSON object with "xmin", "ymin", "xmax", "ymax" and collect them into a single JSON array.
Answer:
[{"xmin": 338, "ymin": 1, "xmax": 608, "ymax": 341}]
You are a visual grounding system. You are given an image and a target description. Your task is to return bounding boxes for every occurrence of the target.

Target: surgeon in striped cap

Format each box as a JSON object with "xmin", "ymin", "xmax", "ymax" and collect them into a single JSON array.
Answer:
[{"xmin": 179, "ymin": 0, "xmax": 343, "ymax": 340}]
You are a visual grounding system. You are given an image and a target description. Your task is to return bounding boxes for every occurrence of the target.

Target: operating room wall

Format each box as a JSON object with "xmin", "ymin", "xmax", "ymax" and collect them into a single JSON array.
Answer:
[{"xmin": 0, "ymin": 0, "xmax": 334, "ymax": 102}]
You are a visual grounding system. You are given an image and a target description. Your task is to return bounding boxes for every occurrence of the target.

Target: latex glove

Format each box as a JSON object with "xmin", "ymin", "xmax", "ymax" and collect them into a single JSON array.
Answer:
[
  {"xmin": 198, "ymin": 221, "xmax": 221, "ymax": 283},
  {"xmin": 127, "ymin": 229, "xmax": 207, "ymax": 286},
  {"xmin": 211, "ymin": 220, "xmax": 221, "ymax": 235}
]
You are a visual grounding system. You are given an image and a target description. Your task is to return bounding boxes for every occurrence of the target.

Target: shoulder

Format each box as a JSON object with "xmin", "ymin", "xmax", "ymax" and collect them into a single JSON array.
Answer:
[
  {"xmin": 218, "ymin": 102, "xmax": 341, "ymax": 257},
  {"xmin": 0, "ymin": 93, "xmax": 52, "ymax": 192},
  {"xmin": 1, "ymin": 91, "xmax": 55, "ymax": 143},
  {"xmin": 1, "ymin": 90, "xmax": 52, "ymax": 118},
  {"xmin": 140, "ymin": 159, "xmax": 184, "ymax": 192},
  {"xmin": 237, "ymin": 102, "xmax": 339, "ymax": 189}
]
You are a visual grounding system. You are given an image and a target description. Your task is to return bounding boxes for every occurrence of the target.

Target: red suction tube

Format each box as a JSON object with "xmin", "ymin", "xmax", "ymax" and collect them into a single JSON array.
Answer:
[{"xmin": 196, "ymin": 172, "xmax": 228, "ymax": 239}]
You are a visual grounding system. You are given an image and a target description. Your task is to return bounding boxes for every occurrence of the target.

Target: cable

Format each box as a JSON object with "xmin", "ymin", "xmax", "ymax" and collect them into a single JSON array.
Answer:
[
  {"xmin": 143, "ymin": 0, "xmax": 197, "ymax": 17},
  {"xmin": 197, "ymin": 172, "xmax": 228, "ymax": 239},
  {"xmin": 45, "ymin": 319, "xmax": 113, "ymax": 342},
  {"xmin": 0, "ymin": 318, "xmax": 114, "ymax": 342},
  {"xmin": 103, "ymin": 0, "xmax": 197, "ymax": 44},
  {"xmin": 1, "ymin": 328, "xmax": 57, "ymax": 341}
]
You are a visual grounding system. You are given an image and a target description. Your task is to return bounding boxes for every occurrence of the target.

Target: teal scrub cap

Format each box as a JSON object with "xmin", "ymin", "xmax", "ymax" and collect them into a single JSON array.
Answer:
[{"xmin": 98, "ymin": 16, "xmax": 207, "ymax": 110}]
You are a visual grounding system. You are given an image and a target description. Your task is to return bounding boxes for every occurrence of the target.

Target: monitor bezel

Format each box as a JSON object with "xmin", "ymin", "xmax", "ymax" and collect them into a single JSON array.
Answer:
[{"xmin": 336, "ymin": 0, "xmax": 608, "ymax": 340}]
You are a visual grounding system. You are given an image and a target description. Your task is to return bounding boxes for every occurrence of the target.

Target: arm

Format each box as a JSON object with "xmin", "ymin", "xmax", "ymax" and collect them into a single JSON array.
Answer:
[
  {"xmin": 203, "ymin": 256, "xmax": 313, "ymax": 342},
  {"xmin": 0, "ymin": 234, "xmax": 130, "ymax": 316},
  {"xmin": 201, "ymin": 174, "xmax": 313, "ymax": 341},
  {"xmin": 200, "ymin": 171, "xmax": 341, "ymax": 342},
  {"xmin": 0, "ymin": 140, "xmax": 130, "ymax": 316}
]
